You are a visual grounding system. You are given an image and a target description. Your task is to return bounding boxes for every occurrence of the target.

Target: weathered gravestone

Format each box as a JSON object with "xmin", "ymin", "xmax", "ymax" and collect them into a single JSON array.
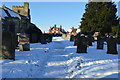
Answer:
[
  {"xmin": 40, "ymin": 34, "xmax": 47, "ymax": 44},
  {"xmin": 76, "ymin": 34, "xmax": 88, "ymax": 53},
  {"xmin": 18, "ymin": 33, "xmax": 30, "ymax": 51},
  {"xmin": 1, "ymin": 31, "xmax": 15, "ymax": 60},
  {"xmin": 97, "ymin": 36, "xmax": 104, "ymax": 49},
  {"xmin": 107, "ymin": 37, "xmax": 118, "ymax": 54},
  {"xmin": 0, "ymin": 21, "xmax": 16, "ymax": 60},
  {"xmin": 70, "ymin": 35, "xmax": 75, "ymax": 42}
]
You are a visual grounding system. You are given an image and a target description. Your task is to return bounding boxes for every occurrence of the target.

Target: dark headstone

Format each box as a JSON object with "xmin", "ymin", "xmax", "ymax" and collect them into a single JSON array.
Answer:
[
  {"xmin": 0, "ymin": 21, "xmax": 16, "ymax": 60},
  {"xmin": 40, "ymin": 34, "xmax": 47, "ymax": 44},
  {"xmin": 30, "ymin": 33, "xmax": 38, "ymax": 43},
  {"xmin": 76, "ymin": 34, "xmax": 88, "ymax": 53},
  {"xmin": 74, "ymin": 36, "xmax": 77, "ymax": 46},
  {"xmin": 97, "ymin": 36, "xmax": 104, "ymax": 49},
  {"xmin": 1, "ymin": 31, "xmax": 15, "ymax": 60},
  {"xmin": 107, "ymin": 37, "xmax": 118, "ymax": 54},
  {"xmin": 44, "ymin": 34, "xmax": 53, "ymax": 43},
  {"xmin": 70, "ymin": 35, "xmax": 74, "ymax": 42}
]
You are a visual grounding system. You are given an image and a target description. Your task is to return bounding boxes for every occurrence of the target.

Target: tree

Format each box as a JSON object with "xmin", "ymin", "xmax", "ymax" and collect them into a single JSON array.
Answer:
[{"xmin": 80, "ymin": 1, "xmax": 119, "ymax": 36}]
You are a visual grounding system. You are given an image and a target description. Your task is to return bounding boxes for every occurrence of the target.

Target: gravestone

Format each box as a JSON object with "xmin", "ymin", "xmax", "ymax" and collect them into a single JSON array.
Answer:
[
  {"xmin": 40, "ymin": 34, "xmax": 47, "ymax": 44},
  {"xmin": 74, "ymin": 36, "xmax": 77, "ymax": 46},
  {"xmin": 70, "ymin": 35, "xmax": 74, "ymax": 42},
  {"xmin": 30, "ymin": 33, "xmax": 38, "ymax": 43},
  {"xmin": 97, "ymin": 36, "xmax": 104, "ymax": 49},
  {"xmin": 76, "ymin": 34, "xmax": 88, "ymax": 53},
  {"xmin": 0, "ymin": 21, "xmax": 16, "ymax": 60},
  {"xmin": 1, "ymin": 31, "xmax": 15, "ymax": 60},
  {"xmin": 47, "ymin": 34, "xmax": 53, "ymax": 43},
  {"xmin": 107, "ymin": 37, "xmax": 118, "ymax": 54},
  {"xmin": 19, "ymin": 33, "xmax": 30, "ymax": 51},
  {"xmin": 44, "ymin": 34, "xmax": 53, "ymax": 43}
]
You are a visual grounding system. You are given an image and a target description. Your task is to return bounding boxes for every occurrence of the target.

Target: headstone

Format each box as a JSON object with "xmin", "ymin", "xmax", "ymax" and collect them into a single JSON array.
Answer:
[
  {"xmin": 0, "ymin": 21, "xmax": 15, "ymax": 60},
  {"xmin": 1, "ymin": 31, "xmax": 15, "ymax": 60},
  {"xmin": 70, "ymin": 35, "xmax": 74, "ymax": 41},
  {"xmin": 44, "ymin": 34, "xmax": 52, "ymax": 43},
  {"xmin": 107, "ymin": 37, "xmax": 118, "ymax": 54},
  {"xmin": 76, "ymin": 34, "xmax": 88, "ymax": 53},
  {"xmin": 18, "ymin": 33, "xmax": 30, "ymax": 51},
  {"xmin": 74, "ymin": 36, "xmax": 77, "ymax": 46},
  {"xmin": 30, "ymin": 33, "xmax": 38, "ymax": 43},
  {"xmin": 97, "ymin": 36, "xmax": 104, "ymax": 49},
  {"xmin": 47, "ymin": 34, "xmax": 53, "ymax": 43},
  {"xmin": 40, "ymin": 34, "xmax": 47, "ymax": 44}
]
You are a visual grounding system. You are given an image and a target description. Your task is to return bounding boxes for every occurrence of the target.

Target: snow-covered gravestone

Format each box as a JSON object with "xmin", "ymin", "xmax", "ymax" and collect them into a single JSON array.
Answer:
[
  {"xmin": 19, "ymin": 33, "xmax": 30, "ymax": 51},
  {"xmin": 76, "ymin": 34, "xmax": 88, "ymax": 53},
  {"xmin": 107, "ymin": 37, "xmax": 118, "ymax": 54},
  {"xmin": 97, "ymin": 36, "xmax": 104, "ymax": 49}
]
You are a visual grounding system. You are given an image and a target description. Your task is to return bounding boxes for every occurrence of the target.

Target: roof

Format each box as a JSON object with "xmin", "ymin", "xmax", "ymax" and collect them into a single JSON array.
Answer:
[
  {"xmin": 1, "ymin": 6, "xmax": 20, "ymax": 18},
  {"xmin": 0, "ymin": 8, "xmax": 8, "ymax": 19}
]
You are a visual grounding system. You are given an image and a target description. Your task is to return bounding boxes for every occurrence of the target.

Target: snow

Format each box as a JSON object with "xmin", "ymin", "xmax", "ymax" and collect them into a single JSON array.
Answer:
[
  {"xmin": 0, "ymin": 8, "xmax": 8, "ymax": 19},
  {"xmin": 6, "ymin": 8, "xmax": 20, "ymax": 18},
  {"xmin": 0, "ymin": 37, "xmax": 119, "ymax": 78}
]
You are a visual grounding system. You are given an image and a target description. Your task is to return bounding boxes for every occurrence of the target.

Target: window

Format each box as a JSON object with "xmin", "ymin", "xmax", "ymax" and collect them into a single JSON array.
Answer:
[{"xmin": 17, "ymin": 10, "xmax": 20, "ymax": 13}]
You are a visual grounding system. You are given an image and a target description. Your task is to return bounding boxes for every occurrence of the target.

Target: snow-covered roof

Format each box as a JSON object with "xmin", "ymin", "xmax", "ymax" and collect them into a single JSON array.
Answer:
[
  {"xmin": 0, "ymin": 8, "xmax": 8, "ymax": 19},
  {"xmin": 5, "ymin": 7, "xmax": 20, "ymax": 18}
]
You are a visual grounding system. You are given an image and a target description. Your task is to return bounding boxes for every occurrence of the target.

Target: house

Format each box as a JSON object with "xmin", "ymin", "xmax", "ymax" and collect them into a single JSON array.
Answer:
[{"xmin": 49, "ymin": 24, "xmax": 66, "ymax": 36}]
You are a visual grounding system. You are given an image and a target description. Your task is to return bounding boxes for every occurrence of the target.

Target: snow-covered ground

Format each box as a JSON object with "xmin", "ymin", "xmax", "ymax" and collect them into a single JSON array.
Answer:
[{"xmin": 0, "ymin": 37, "xmax": 119, "ymax": 78}]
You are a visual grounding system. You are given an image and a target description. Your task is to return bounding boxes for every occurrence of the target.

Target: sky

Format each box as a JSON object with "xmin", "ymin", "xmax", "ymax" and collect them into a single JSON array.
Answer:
[
  {"xmin": 1, "ymin": 2, "xmax": 87, "ymax": 32},
  {"xmin": 1, "ymin": 2, "xmax": 119, "ymax": 32}
]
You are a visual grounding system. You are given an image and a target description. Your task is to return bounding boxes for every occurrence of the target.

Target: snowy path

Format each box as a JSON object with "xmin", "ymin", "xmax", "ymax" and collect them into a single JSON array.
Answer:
[{"xmin": 0, "ymin": 37, "xmax": 119, "ymax": 78}]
